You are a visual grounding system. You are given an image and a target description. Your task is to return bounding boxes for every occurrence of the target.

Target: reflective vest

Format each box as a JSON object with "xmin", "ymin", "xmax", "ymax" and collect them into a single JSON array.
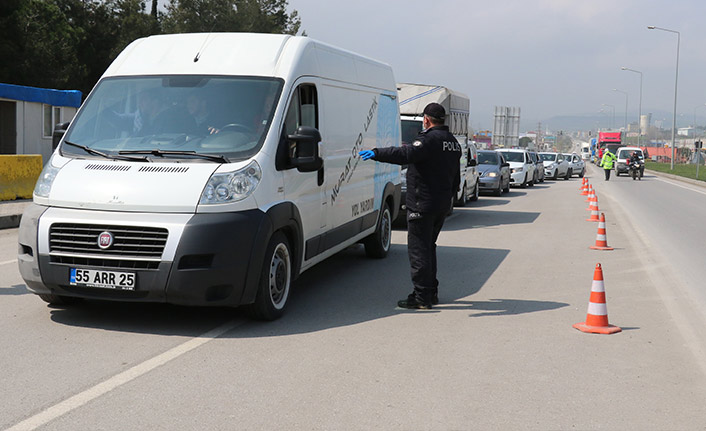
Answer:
[{"xmin": 600, "ymin": 151, "xmax": 617, "ymax": 169}]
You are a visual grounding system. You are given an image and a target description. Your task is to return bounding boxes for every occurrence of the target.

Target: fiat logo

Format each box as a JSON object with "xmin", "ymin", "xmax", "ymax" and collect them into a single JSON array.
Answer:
[{"xmin": 98, "ymin": 231, "xmax": 114, "ymax": 249}]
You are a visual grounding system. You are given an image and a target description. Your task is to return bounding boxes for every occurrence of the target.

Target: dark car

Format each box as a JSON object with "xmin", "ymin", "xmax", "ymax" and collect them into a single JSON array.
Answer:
[{"xmin": 477, "ymin": 150, "xmax": 510, "ymax": 196}]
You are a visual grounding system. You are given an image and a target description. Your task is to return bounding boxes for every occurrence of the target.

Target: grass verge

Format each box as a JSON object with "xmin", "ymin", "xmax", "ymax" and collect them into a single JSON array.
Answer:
[{"xmin": 645, "ymin": 161, "xmax": 706, "ymax": 182}]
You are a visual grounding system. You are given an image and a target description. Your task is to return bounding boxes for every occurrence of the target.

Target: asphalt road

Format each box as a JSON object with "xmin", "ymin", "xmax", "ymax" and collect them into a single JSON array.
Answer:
[{"xmin": 1, "ymin": 170, "xmax": 706, "ymax": 430}]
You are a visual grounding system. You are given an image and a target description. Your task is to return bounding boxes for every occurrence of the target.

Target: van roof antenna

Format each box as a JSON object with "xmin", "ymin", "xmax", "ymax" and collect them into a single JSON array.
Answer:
[{"xmin": 193, "ymin": 26, "xmax": 217, "ymax": 62}]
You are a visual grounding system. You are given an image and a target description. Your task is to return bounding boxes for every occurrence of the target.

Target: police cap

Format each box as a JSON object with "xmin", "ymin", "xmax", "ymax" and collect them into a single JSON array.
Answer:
[{"xmin": 423, "ymin": 102, "xmax": 446, "ymax": 121}]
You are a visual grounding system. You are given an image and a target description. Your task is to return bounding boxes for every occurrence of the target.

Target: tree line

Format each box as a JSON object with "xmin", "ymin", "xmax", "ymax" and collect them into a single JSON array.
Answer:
[{"xmin": 0, "ymin": 0, "xmax": 301, "ymax": 97}]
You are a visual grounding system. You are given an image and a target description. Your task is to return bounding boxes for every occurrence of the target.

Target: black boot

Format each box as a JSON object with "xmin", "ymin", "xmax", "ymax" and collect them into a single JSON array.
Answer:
[{"xmin": 397, "ymin": 294, "xmax": 432, "ymax": 310}]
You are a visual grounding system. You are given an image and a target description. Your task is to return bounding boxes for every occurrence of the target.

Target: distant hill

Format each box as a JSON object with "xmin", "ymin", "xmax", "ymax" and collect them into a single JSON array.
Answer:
[{"xmin": 539, "ymin": 110, "xmax": 692, "ymax": 132}]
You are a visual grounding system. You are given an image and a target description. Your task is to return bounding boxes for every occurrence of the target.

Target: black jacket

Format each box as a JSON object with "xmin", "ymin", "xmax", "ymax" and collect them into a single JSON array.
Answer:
[{"xmin": 373, "ymin": 125, "xmax": 461, "ymax": 213}]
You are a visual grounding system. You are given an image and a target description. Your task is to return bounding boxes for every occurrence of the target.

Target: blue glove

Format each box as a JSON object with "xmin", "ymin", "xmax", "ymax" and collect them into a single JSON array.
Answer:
[{"xmin": 359, "ymin": 150, "xmax": 375, "ymax": 161}]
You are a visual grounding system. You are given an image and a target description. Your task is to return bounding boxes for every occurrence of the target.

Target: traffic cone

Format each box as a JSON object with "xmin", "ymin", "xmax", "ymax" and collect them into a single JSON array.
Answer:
[
  {"xmin": 581, "ymin": 184, "xmax": 590, "ymax": 196},
  {"xmin": 586, "ymin": 192, "xmax": 598, "ymax": 210},
  {"xmin": 585, "ymin": 185, "xmax": 594, "ymax": 202},
  {"xmin": 590, "ymin": 213, "xmax": 614, "ymax": 250},
  {"xmin": 573, "ymin": 263, "xmax": 621, "ymax": 334},
  {"xmin": 586, "ymin": 199, "xmax": 600, "ymax": 221},
  {"xmin": 580, "ymin": 178, "xmax": 588, "ymax": 194}
]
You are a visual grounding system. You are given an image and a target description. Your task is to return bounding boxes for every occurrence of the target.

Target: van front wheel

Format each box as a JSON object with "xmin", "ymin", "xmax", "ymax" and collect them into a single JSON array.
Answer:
[
  {"xmin": 248, "ymin": 232, "xmax": 291, "ymax": 321},
  {"xmin": 364, "ymin": 202, "xmax": 392, "ymax": 259}
]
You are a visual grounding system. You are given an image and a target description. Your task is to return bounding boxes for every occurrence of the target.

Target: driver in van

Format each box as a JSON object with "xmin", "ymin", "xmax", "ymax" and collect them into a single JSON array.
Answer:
[
  {"xmin": 186, "ymin": 93, "xmax": 218, "ymax": 135},
  {"xmin": 359, "ymin": 102, "xmax": 461, "ymax": 310}
]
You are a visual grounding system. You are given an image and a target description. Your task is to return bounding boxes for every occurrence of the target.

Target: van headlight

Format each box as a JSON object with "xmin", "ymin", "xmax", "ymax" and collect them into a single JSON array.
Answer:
[
  {"xmin": 511, "ymin": 167, "xmax": 523, "ymax": 173},
  {"xmin": 34, "ymin": 158, "xmax": 60, "ymax": 198},
  {"xmin": 200, "ymin": 160, "xmax": 261, "ymax": 204}
]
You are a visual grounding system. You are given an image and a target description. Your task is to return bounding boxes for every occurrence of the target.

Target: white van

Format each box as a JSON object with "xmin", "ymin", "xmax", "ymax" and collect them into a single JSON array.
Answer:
[
  {"xmin": 18, "ymin": 33, "xmax": 402, "ymax": 320},
  {"xmin": 615, "ymin": 146, "xmax": 644, "ymax": 176}
]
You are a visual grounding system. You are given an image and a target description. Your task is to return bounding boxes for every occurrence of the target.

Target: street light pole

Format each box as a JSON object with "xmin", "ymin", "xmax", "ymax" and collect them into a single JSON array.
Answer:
[
  {"xmin": 648, "ymin": 25, "xmax": 680, "ymax": 170},
  {"xmin": 613, "ymin": 89, "xmax": 628, "ymax": 132},
  {"xmin": 622, "ymin": 67, "xmax": 643, "ymax": 147},
  {"xmin": 694, "ymin": 103, "xmax": 706, "ymax": 128},
  {"xmin": 602, "ymin": 104, "xmax": 615, "ymax": 129}
]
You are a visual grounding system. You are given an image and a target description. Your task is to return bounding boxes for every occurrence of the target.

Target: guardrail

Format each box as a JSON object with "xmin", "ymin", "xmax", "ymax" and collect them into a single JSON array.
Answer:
[{"xmin": 0, "ymin": 155, "xmax": 43, "ymax": 201}]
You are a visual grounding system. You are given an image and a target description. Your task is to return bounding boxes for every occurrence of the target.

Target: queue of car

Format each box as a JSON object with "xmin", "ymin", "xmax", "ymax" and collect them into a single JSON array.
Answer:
[
  {"xmin": 475, "ymin": 147, "xmax": 588, "ymax": 195},
  {"xmin": 395, "ymin": 143, "xmax": 587, "ymax": 227}
]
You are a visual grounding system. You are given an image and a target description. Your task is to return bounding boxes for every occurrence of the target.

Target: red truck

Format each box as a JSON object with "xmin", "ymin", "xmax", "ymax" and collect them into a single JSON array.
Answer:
[{"xmin": 598, "ymin": 131, "xmax": 623, "ymax": 156}]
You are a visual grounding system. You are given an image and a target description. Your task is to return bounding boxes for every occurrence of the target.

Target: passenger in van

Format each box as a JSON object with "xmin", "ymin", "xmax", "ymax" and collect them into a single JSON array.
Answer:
[
  {"xmin": 108, "ymin": 88, "xmax": 199, "ymax": 137},
  {"xmin": 359, "ymin": 102, "xmax": 461, "ymax": 310},
  {"xmin": 108, "ymin": 89, "xmax": 169, "ymax": 136},
  {"xmin": 129, "ymin": 89, "xmax": 169, "ymax": 135}
]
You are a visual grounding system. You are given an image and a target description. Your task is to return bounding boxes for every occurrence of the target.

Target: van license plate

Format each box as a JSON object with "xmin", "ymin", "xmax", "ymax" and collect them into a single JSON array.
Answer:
[{"xmin": 70, "ymin": 268, "xmax": 136, "ymax": 290}]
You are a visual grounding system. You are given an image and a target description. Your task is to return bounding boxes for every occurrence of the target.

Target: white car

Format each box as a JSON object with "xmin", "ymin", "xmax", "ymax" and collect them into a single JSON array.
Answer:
[
  {"xmin": 540, "ymin": 152, "xmax": 570, "ymax": 180},
  {"xmin": 565, "ymin": 153, "xmax": 585, "ymax": 178},
  {"xmin": 496, "ymin": 149, "xmax": 534, "ymax": 188},
  {"xmin": 528, "ymin": 150, "xmax": 545, "ymax": 183}
]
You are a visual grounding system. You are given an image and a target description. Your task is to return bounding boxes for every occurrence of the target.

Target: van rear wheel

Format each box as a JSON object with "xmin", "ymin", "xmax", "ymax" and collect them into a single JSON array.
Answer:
[
  {"xmin": 364, "ymin": 202, "xmax": 392, "ymax": 258},
  {"xmin": 248, "ymin": 232, "xmax": 291, "ymax": 321}
]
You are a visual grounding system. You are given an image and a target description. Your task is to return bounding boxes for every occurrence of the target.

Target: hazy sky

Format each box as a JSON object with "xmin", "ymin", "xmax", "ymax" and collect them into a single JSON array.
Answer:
[{"xmin": 286, "ymin": 0, "xmax": 706, "ymax": 131}]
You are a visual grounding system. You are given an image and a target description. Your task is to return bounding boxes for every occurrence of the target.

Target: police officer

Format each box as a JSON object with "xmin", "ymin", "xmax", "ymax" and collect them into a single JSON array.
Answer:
[
  {"xmin": 599, "ymin": 149, "xmax": 617, "ymax": 181},
  {"xmin": 359, "ymin": 102, "xmax": 461, "ymax": 309}
]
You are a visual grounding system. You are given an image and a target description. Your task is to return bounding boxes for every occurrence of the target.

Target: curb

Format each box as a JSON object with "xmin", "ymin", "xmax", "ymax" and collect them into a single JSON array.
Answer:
[
  {"xmin": 0, "ymin": 214, "xmax": 22, "ymax": 230},
  {"xmin": 0, "ymin": 200, "xmax": 31, "ymax": 230}
]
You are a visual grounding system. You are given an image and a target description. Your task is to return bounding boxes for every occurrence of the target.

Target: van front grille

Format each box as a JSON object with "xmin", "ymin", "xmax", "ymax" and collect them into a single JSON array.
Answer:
[
  {"xmin": 49, "ymin": 223, "xmax": 168, "ymax": 259},
  {"xmin": 49, "ymin": 255, "xmax": 159, "ymax": 270}
]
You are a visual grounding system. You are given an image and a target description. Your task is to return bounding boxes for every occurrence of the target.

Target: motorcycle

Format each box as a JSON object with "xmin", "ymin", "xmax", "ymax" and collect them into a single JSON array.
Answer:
[{"xmin": 629, "ymin": 159, "xmax": 643, "ymax": 180}]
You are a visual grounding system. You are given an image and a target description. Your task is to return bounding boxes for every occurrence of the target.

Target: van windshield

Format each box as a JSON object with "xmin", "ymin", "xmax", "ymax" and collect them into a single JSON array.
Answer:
[
  {"xmin": 618, "ymin": 149, "xmax": 643, "ymax": 159},
  {"xmin": 539, "ymin": 153, "xmax": 556, "ymax": 162},
  {"xmin": 63, "ymin": 76, "xmax": 283, "ymax": 162}
]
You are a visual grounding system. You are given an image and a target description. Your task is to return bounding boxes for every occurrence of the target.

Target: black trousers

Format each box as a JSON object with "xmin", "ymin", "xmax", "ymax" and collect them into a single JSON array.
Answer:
[
  {"xmin": 407, "ymin": 208, "xmax": 447, "ymax": 302},
  {"xmin": 604, "ymin": 168, "xmax": 611, "ymax": 180}
]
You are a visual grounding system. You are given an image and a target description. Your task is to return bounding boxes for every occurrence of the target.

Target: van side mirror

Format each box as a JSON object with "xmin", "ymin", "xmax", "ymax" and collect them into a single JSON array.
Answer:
[
  {"xmin": 468, "ymin": 159, "xmax": 477, "ymax": 167},
  {"xmin": 52, "ymin": 121, "xmax": 70, "ymax": 151},
  {"xmin": 288, "ymin": 126, "xmax": 323, "ymax": 173}
]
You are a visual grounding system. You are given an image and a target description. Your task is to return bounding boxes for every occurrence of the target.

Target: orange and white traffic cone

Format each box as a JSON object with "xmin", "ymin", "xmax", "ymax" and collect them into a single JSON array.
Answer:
[
  {"xmin": 590, "ymin": 213, "xmax": 614, "ymax": 250},
  {"xmin": 580, "ymin": 178, "xmax": 588, "ymax": 194},
  {"xmin": 573, "ymin": 263, "xmax": 621, "ymax": 334},
  {"xmin": 586, "ymin": 199, "xmax": 600, "ymax": 222},
  {"xmin": 586, "ymin": 192, "xmax": 598, "ymax": 210},
  {"xmin": 585, "ymin": 185, "xmax": 594, "ymax": 201}
]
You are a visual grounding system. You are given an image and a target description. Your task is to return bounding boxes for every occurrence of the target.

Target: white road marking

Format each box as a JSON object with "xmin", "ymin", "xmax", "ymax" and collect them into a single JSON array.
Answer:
[
  {"xmin": 6, "ymin": 319, "xmax": 243, "ymax": 431},
  {"xmin": 654, "ymin": 176, "xmax": 706, "ymax": 196},
  {"xmin": 0, "ymin": 259, "xmax": 17, "ymax": 266}
]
